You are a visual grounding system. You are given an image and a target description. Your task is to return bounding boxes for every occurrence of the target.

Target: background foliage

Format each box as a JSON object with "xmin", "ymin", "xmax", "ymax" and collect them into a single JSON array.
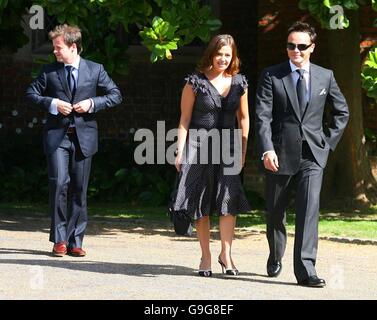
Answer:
[
  {"xmin": 362, "ymin": 47, "xmax": 377, "ymax": 100},
  {"xmin": 0, "ymin": 0, "xmax": 221, "ymax": 203},
  {"xmin": 0, "ymin": 132, "xmax": 176, "ymax": 205},
  {"xmin": 299, "ymin": 0, "xmax": 377, "ymax": 29},
  {"xmin": 299, "ymin": 0, "xmax": 377, "ymax": 103},
  {"xmin": 0, "ymin": 132, "xmax": 265, "ymax": 207},
  {"xmin": 0, "ymin": 0, "xmax": 221, "ymax": 74}
]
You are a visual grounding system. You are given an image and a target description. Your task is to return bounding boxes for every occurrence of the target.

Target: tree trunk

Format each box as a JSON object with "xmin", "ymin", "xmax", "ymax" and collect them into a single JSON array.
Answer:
[{"xmin": 321, "ymin": 10, "xmax": 377, "ymax": 209}]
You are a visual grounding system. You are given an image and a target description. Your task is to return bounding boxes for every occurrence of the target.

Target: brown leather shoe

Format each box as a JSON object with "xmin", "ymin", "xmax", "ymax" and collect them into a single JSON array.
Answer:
[
  {"xmin": 52, "ymin": 242, "xmax": 67, "ymax": 257},
  {"xmin": 68, "ymin": 247, "xmax": 86, "ymax": 257}
]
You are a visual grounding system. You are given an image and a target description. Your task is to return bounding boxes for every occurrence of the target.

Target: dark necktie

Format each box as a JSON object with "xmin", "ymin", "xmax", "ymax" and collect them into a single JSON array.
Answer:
[
  {"xmin": 296, "ymin": 69, "xmax": 307, "ymax": 117},
  {"xmin": 65, "ymin": 65, "xmax": 76, "ymax": 98}
]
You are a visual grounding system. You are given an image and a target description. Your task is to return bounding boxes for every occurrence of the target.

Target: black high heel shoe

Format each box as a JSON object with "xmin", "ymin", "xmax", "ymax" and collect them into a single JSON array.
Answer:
[
  {"xmin": 218, "ymin": 256, "xmax": 239, "ymax": 276},
  {"xmin": 198, "ymin": 269, "xmax": 212, "ymax": 277},
  {"xmin": 198, "ymin": 258, "xmax": 212, "ymax": 277}
]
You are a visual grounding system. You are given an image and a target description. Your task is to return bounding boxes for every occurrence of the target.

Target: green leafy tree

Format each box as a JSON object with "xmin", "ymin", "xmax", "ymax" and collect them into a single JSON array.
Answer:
[
  {"xmin": 300, "ymin": 0, "xmax": 377, "ymax": 27},
  {"xmin": 0, "ymin": 0, "xmax": 221, "ymax": 74},
  {"xmin": 139, "ymin": 0, "xmax": 221, "ymax": 62},
  {"xmin": 362, "ymin": 47, "xmax": 377, "ymax": 100},
  {"xmin": 0, "ymin": 0, "xmax": 30, "ymax": 52}
]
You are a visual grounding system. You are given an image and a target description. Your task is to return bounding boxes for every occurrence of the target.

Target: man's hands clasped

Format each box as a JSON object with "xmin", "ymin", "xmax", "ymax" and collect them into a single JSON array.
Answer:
[
  {"xmin": 57, "ymin": 99, "xmax": 92, "ymax": 116},
  {"xmin": 57, "ymin": 99, "xmax": 73, "ymax": 116}
]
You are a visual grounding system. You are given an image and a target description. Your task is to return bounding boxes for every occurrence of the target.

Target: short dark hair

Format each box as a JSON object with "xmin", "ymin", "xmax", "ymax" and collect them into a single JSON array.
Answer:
[
  {"xmin": 49, "ymin": 24, "xmax": 83, "ymax": 54},
  {"xmin": 287, "ymin": 21, "xmax": 317, "ymax": 43}
]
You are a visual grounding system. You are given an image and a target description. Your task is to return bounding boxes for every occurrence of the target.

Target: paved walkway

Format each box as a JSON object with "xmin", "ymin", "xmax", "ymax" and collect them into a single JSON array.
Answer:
[{"xmin": 0, "ymin": 215, "xmax": 376, "ymax": 300}]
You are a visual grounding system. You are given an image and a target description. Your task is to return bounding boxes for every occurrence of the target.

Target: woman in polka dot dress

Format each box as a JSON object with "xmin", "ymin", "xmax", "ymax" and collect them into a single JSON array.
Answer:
[{"xmin": 174, "ymin": 34, "xmax": 251, "ymax": 277}]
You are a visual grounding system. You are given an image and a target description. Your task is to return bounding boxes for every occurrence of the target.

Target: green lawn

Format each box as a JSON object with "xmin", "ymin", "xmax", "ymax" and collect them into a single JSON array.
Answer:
[
  {"xmin": 0, "ymin": 203, "xmax": 376, "ymax": 240},
  {"xmin": 236, "ymin": 210, "xmax": 377, "ymax": 240}
]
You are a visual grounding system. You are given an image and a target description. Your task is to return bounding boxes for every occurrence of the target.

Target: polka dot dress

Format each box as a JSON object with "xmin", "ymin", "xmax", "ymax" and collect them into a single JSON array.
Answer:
[{"xmin": 173, "ymin": 72, "xmax": 251, "ymax": 220}]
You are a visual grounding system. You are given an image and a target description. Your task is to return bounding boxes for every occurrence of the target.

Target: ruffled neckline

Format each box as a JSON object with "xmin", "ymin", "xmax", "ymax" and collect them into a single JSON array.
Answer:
[{"xmin": 201, "ymin": 73, "xmax": 235, "ymax": 99}]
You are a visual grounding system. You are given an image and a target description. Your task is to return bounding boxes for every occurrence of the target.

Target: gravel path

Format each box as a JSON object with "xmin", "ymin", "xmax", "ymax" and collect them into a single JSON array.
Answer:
[{"xmin": 1, "ymin": 215, "xmax": 376, "ymax": 300}]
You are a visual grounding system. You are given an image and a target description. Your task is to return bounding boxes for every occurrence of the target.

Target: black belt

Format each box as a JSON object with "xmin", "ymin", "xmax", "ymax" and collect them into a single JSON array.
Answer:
[{"xmin": 66, "ymin": 127, "xmax": 76, "ymax": 134}]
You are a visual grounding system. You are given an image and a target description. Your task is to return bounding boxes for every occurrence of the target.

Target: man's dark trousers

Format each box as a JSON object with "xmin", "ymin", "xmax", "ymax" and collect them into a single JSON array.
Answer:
[{"xmin": 266, "ymin": 142, "xmax": 323, "ymax": 282}]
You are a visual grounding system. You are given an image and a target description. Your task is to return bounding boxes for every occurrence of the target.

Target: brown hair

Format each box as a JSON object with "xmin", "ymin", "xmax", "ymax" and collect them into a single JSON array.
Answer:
[
  {"xmin": 287, "ymin": 21, "xmax": 317, "ymax": 43},
  {"xmin": 49, "ymin": 24, "xmax": 83, "ymax": 54},
  {"xmin": 197, "ymin": 34, "xmax": 240, "ymax": 76}
]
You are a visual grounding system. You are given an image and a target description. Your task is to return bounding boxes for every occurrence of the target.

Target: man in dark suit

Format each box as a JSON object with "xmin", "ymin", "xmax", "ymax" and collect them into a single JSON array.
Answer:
[
  {"xmin": 255, "ymin": 21, "xmax": 349, "ymax": 287},
  {"xmin": 26, "ymin": 24, "xmax": 122, "ymax": 257}
]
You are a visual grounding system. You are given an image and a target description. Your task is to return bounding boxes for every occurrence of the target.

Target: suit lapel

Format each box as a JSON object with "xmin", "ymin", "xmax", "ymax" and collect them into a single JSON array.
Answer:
[
  {"xmin": 281, "ymin": 62, "xmax": 301, "ymax": 121},
  {"xmin": 76, "ymin": 58, "xmax": 89, "ymax": 97},
  {"xmin": 304, "ymin": 63, "xmax": 321, "ymax": 119},
  {"xmin": 56, "ymin": 63, "xmax": 72, "ymax": 100}
]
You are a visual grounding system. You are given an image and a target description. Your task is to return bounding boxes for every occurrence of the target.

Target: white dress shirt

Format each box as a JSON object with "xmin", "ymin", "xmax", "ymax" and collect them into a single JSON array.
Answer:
[
  {"xmin": 262, "ymin": 60, "xmax": 311, "ymax": 160},
  {"xmin": 289, "ymin": 59, "xmax": 310, "ymax": 102},
  {"xmin": 49, "ymin": 56, "xmax": 80, "ymax": 115}
]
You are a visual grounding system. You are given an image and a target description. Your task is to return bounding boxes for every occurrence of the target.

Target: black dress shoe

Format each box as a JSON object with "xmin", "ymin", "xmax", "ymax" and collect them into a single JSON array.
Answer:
[
  {"xmin": 298, "ymin": 276, "xmax": 326, "ymax": 288},
  {"xmin": 267, "ymin": 261, "xmax": 282, "ymax": 277}
]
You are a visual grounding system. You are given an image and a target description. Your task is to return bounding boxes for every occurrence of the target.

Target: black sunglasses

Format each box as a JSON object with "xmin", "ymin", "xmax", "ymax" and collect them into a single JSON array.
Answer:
[{"xmin": 287, "ymin": 42, "xmax": 312, "ymax": 51}]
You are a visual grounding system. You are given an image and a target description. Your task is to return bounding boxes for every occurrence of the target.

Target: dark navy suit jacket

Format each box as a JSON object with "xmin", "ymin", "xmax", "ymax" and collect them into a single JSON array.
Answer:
[
  {"xmin": 255, "ymin": 61, "xmax": 349, "ymax": 175},
  {"xmin": 26, "ymin": 58, "xmax": 122, "ymax": 157}
]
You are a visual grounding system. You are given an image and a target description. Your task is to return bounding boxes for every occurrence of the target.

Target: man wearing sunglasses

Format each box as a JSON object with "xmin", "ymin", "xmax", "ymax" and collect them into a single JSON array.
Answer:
[{"xmin": 255, "ymin": 21, "xmax": 349, "ymax": 287}]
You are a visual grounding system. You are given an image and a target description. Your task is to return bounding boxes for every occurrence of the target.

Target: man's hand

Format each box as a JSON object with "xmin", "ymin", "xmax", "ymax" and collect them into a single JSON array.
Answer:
[
  {"xmin": 263, "ymin": 151, "xmax": 279, "ymax": 172},
  {"xmin": 57, "ymin": 100, "xmax": 73, "ymax": 116},
  {"xmin": 73, "ymin": 99, "xmax": 92, "ymax": 113}
]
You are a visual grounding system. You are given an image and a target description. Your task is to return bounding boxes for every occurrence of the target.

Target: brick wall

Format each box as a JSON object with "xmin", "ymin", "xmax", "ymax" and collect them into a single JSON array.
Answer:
[
  {"xmin": 0, "ymin": 52, "xmax": 197, "ymax": 138},
  {"xmin": 0, "ymin": 55, "xmax": 42, "ymax": 135},
  {"xmin": 100, "ymin": 57, "xmax": 197, "ymax": 140}
]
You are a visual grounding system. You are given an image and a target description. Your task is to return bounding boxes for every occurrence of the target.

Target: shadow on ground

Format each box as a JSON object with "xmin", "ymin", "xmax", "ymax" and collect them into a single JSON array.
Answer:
[
  {"xmin": 0, "ymin": 214, "xmax": 256, "ymax": 241},
  {"xmin": 0, "ymin": 250, "xmax": 294, "ymax": 286}
]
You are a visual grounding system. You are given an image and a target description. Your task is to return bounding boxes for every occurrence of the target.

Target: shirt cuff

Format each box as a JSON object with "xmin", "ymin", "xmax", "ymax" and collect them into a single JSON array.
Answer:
[
  {"xmin": 262, "ymin": 150, "xmax": 275, "ymax": 160},
  {"xmin": 88, "ymin": 98, "xmax": 95, "ymax": 113},
  {"xmin": 49, "ymin": 98, "xmax": 59, "ymax": 115}
]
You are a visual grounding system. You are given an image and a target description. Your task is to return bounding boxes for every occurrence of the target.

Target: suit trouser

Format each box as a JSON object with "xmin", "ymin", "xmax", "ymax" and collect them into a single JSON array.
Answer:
[
  {"xmin": 265, "ymin": 142, "xmax": 323, "ymax": 282},
  {"xmin": 47, "ymin": 131, "xmax": 92, "ymax": 248}
]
